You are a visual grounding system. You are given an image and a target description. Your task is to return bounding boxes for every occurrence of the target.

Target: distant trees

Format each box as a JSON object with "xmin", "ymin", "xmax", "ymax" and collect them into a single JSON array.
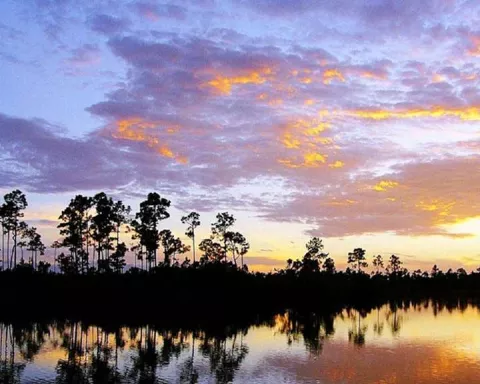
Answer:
[
  {"xmin": 347, "ymin": 248, "xmax": 368, "ymax": 274},
  {"xmin": 387, "ymin": 255, "xmax": 403, "ymax": 276},
  {"xmin": 372, "ymin": 255, "xmax": 384, "ymax": 275},
  {"xmin": 158, "ymin": 229, "xmax": 189, "ymax": 266},
  {"xmin": 3, "ymin": 188, "xmax": 480, "ymax": 284},
  {"xmin": 285, "ymin": 237, "xmax": 332, "ymax": 275},
  {"xmin": 24, "ymin": 227, "xmax": 45, "ymax": 270},
  {"xmin": 196, "ymin": 212, "xmax": 250, "ymax": 268}
]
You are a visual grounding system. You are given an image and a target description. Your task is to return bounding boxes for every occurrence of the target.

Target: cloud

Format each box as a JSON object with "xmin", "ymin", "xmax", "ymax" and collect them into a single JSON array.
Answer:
[
  {"xmin": 65, "ymin": 44, "xmax": 101, "ymax": 67},
  {"xmin": 4, "ymin": 0, "xmax": 480, "ymax": 248},
  {"xmin": 133, "ymin": 2, "xmax": 187, "ymax": 21},
  {"xmin": 264, "ymin": 156, "xmax": 480, "ymax": 238},
  {"xmin": 88, "ymin": 14, "xmax": 131, "ymax": 36}
]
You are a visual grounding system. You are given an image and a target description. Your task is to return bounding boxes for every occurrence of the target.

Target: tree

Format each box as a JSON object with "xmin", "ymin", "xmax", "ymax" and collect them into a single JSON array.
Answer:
[
  {"xmin": 2, "ymin": 190, "xmax": 28, "ymax": 269},
  {"xmin": 110, "ymin": 243, "xmax": 127, "ymax": 273},
  {"xmin": 225, "ymin": 231, "xmax": 250, "ymax": 268},
  {"xmin": 211, "ymin": 212, "xmax": 235, "ymax": 261},
  {"xmin": 159, "ymin": 230, "xmax": 190, "ymax": 266},
  {"xmin": 25, "ymin": 227, "xmax": 45, "ymax": 270},
  {"xmin": 387, "ymin": 254, "xmax": 403, "ymax": 276},
  {"xmin": 56, "ymin": 252, "xmax": 76, "ymax": 275},
  {"xmin": 372, "ymin": 255, "xmax": 384, "ymax": 275},
  {"xmin": 58, "ymin": 195, "xmax": 94, "ymax": 274},
  {"xmin": 51, "ymin": 240, "xmax": 62, "ymax": 273},
  {"xmin": 431, "ymin": 264, "xmax": 441, "ymax": 278},
  {"xmin": 37, "ymin": 261, "xmax": 51, "ymax": 274},
  {"xmin": 347, "ymin": 248, "xmax": 368, "ymax": 274},
  {"xmin": 0, "ymin": 204, "xmax": 6, "ymax": 270},
  {"xmin": 198, "ymin": 239, "xmax": 225, "ymax": 264},
  {"xmin": 91, "ymin": 193, "xmax": 116, "ymax": 272},
  {"xmin": 323, "ymin": 257, "xmax": 336, "ymax": 274},
  {"xmin": 131, "ymin": 193, "xmax": 170, "ymax": 270},
  {"xmin": 301, "ymin": 237, "xmax": 328, "ymax": 273},
  {"xmin": 181, "ymin": 212, "xmax": 200, "ymax": 264}
]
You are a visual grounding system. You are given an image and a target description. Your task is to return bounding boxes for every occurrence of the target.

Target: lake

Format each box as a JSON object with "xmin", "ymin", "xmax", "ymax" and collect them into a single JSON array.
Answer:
[{"xmin": 2, "ymin": 300, "xmax": 480, "ymax": 383}]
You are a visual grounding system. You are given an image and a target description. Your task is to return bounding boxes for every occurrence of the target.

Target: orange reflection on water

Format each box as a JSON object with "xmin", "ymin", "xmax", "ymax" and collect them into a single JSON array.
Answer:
[{"xmin": 5, "ymin": 302, "xmax": 480, "ymax": 383}]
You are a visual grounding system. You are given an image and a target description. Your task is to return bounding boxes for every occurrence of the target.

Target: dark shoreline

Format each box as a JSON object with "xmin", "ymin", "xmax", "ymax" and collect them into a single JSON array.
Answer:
[{"xmin": 2, "ymin": 267, "xmax": 480, "ymax": 328}]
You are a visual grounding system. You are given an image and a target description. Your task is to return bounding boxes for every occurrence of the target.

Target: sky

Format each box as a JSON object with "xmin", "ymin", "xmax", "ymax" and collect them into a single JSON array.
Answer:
[{"xmin": 1, "ymin": 0, "xmax": 480, "ymax": 272}]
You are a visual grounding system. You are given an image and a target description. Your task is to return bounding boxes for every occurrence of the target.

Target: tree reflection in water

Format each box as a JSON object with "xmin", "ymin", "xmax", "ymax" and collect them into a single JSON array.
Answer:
[
  {"xmin": 274, "ymin": 310, "xmax": 335, "ymax": 355},
  {"xmin": 0, "ymin": 299, "xmax": 475, "ymax": 383}
]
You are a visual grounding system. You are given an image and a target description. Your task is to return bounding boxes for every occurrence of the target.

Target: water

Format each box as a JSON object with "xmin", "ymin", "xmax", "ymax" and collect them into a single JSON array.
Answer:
[{"xmin": 2, "ymin": 301, "xmax": 480, "ymax": 383}]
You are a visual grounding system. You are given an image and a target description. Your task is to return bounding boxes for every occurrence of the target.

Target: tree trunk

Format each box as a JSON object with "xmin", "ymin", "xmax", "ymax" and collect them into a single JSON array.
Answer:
[
  {"xmin": 12, "ymin": 226, "xmax": 17, "ymax": 269},
  {"xmin": 1, "ymin": 226, "xmax": 4, "ymax": 271},
  {"xmin": 6, "ymin": 230, "xmax": 10, "ymax": 270}
]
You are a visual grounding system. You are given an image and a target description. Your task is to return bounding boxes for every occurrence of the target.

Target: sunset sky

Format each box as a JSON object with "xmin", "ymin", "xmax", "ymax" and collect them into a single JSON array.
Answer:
[{"xmin": 1, "ymin": 0, "xmax": 480, "ymax": 271}]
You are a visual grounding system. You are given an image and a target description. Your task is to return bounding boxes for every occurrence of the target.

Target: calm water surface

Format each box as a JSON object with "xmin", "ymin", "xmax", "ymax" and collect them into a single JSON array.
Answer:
[{"xmin": 2, "ymin": 301, "xmax": 480, "ymax": 383}]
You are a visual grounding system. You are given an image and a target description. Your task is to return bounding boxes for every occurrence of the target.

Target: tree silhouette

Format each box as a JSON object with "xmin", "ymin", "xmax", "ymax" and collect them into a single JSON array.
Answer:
[
  {"xmin": 387, "ymin": 254, "xmax": 403, "ymax": 277},
  {"xmin": 159, "ymin": 229, "xmax": 190, "ymax": 266},
  {"xmin": 211, "ymin": 212, "xmax": 235, "ymax": 262},
  {"xmin": 1, "ymin": 190, "xmax": 28, "ymax": 270},
  {"xmin": 372, "ymin": 255, "xmax": 384, "ymax": 275},
  {"xmin": 0, "ymin": 205, "xmax": 6, "ymax": 271},
  {"xmin": 51, "ymin": 240, "xmax": 62, "ymax": 273},
  {"xmin": 181, "ymin": 212, "xmax": 200, "ymax": 265},
  {"xmin": 56, "ymin": 252, "xmax": 76, "ymax": 275},
  {"xmin": 24, "ymin": 227, "xmax": 45, "ymax": 270},
  {"xmin": 198, "ymin": 239, "xmax": 225, "ymax": 264},
  {"xmin": 109, "ymin": 243, "xmax": 127, "ymax": 273},
  {"xmin": 91, "ymin": 192, "xmax": 116, "ymax": 272},
  {"xmin": 131, "ymin": 193, "xmax": 171, "ymax": 270},
  {"xmin": 225, "ymin": 231, "xmax": 250, "ymax": 268},
  {"xmin": 58, "ymin": 195, "xmax": 94, "ymax": 274},
  {"xmin": 347, "ymin": 248, "xmax": 368, "ymax": 274},
  {"xmin": 302, "ymin": 237, "xmax": 328, "ymax": 273},
  {"xmin": 322, "ymin": 257, "xmax": 336, "ymax": 274}
]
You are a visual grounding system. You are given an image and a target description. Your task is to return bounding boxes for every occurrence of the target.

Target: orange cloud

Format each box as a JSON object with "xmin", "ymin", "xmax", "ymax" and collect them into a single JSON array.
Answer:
[
  {"xmin": 329, "ymin": 160, "xmax": 345, "ymax": 168},
  {"xmin": 347, "ymin": 106, "xmax": 480, "ymax": 121},
  {"xmin": 204, "ymin": 68, "xmax": 273, "ymax": 95},
  {"xmin": 373, "ymin": 180, "xmax": 399, "ymax": 192},
  {"xmin": 278, "ymin": 118, "xmax": 336, "ymax": 169},
  {"xmin": 282, "ymin": 132, "xmax": 301, "ymax": 149},
  {"xmin": 468, "ymin": 36, "xmax": 480, "ymax": 56},
  {"xmin": 323, "ymin": 69, "xmax": 346, "ymax": 84},
  {"xmin": 361, "ymin": 71, "xmax": 387, "ymax": 80},
  {"xmin": 277, "ymin": 152, "xmax": 329, "ymax": 168},
  {"xmin": 303, "ymin": 152, "xmax": 327, "ymax": 166},
  {"xmin": 257, "ymin": 93, "xmax": 268, "ymax": 100},
  {"xmin": 432, "ymin": 74, "xmax": 446, "ymax": 83},
  {"xmin": 113, "ymin": 118, "xmax": 187, "ymax": 164}
]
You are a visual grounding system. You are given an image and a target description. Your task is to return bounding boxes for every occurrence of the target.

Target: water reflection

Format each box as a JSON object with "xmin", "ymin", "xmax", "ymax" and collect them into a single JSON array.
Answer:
[{"xmin": 2, "ymin": 299, "xmax": 480, "ymax": 383}]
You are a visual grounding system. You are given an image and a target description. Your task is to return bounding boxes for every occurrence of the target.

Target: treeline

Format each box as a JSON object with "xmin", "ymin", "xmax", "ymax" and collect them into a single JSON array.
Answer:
[
  {"xmin": 0, "ymin": 189, "xmax": 472, "ymax": 281},
  {"xmin": 0, "ymin": 189, "xmax": 249, "ymax": 275}
]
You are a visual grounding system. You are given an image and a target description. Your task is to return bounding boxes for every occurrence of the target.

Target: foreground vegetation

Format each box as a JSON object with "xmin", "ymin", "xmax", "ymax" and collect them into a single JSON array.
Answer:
[{"xmin": 1, "ymin": 189, "xmax": 480, "ymax": 320}]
